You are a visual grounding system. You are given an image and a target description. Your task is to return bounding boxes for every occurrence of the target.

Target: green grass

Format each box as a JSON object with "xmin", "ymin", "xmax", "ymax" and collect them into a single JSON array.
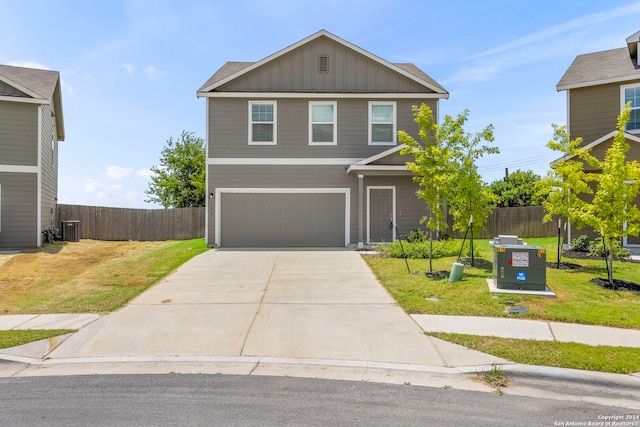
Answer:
[
  {"xmin": 0, "ymin": 330, "xmax": 76, "ymax": 350},
  {"xmin": 431, "ymin": 332, "xmax": 640, "ymax": 374},
  {"xmin": 365, "ymin": 237, "xmax": 640, "ymax": 328},
  {"xmin": 0, "ymin": 239, "xmax": 209, "ymax": 314},
  {"xmin": 0, "ymin": 239, "xmax": 209, "ymax": 350},
  {"xmin": 366, "ymin": 237, "xmax": 640, "ymax": 373}
]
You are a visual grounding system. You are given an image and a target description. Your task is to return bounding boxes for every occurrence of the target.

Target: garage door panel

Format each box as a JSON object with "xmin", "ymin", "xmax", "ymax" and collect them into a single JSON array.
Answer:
[{"xmin": 220, "ymin": 192, "xmax": 345, "ymax": 247}]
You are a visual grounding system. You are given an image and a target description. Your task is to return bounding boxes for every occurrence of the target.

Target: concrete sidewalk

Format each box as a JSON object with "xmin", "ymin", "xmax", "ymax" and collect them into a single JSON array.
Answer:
[{"xmin": 2, "ymin": 312, "xmax": 639, "ymax": 349}]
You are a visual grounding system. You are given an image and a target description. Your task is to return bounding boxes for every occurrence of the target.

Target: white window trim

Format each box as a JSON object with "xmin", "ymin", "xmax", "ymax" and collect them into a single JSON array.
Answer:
[
  {"xmin": 368, "ymin": 101, "xmax": 397, "ymax": 145},
  {"xmin": 309, "ymin": 101, "xmax": 337, "ymax": 146},
  {"xmin": 366, "ymin": 186, "xmax": 396, "ymax": 244},
  {"xmin": 248, "ymin": 100, "xmax": 277, "ymax": 145},
  {"xmin": 620, "ymin": 83, "xmax": 640, "ymax": 134}
]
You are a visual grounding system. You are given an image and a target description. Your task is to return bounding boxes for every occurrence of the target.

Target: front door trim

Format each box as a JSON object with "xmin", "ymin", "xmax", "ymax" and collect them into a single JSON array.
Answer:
[{"xmin": 366, "ymin": 186, "xmax": 396, "ymax": 244}]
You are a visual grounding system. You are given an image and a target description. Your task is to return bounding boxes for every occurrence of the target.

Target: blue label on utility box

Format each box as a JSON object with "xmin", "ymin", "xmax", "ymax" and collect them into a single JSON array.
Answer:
[{"xmin": 516, "ymin": 272, "xmax": 526, "ymax": 281}]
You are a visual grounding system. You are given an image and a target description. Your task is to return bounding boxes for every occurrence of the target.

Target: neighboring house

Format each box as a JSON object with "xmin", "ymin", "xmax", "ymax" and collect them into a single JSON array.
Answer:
[
  {"xmin": 556, "ymin": 30, "xmax": 640, "ymax": 249},
  {"xmin": 0, "ymin": 65, "xmax": 64, "ymax": 248},
  {"xmin": 197, "ymin": 30, "xmax": 448, "ymax": 248}
]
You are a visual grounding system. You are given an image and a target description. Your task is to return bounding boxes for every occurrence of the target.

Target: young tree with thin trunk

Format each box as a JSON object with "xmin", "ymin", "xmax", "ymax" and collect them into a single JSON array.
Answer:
[
  {"xmin": 399, "ymin": 105, "xmax": 498, "ymax": 272},
  {"xmin": 572, "ymin": 105, "xmax": 640, "ymax": 285},
  {"xmin": 399, "ymin": 104, "xmax": 454, "ymax": 273}
]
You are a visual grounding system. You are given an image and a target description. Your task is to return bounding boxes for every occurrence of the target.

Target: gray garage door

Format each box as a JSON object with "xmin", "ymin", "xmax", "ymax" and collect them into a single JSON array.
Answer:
[{"xmin": 220, "ymin": 192, "xmax": 346, "ymax": 247}]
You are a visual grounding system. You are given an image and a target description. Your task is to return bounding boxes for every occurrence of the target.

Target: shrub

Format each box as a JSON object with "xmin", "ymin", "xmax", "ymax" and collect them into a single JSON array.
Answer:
[
  {"xmin": 406, "ymin": 229, "xmax": 427, "ymax": 243},
  {"xmin": 570, "ymin": 235, "xmax": 590, "ymax": 252},
  {"xmin": 588, "ymin": 238, "xmax": 631, "ymax": 259},
  {"xmin": 379, "ymin": 238, "xmax": 481, "ymax": 259}
]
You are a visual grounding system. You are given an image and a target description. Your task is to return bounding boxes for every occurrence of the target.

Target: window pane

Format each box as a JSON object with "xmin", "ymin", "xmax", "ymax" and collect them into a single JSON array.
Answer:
[
  {"xmin": 252, "ymin": 123, "xmax": 273, "ymax": 142},
  {"xmin": 312, "ymin": 104, "xmax": 334, "ymax": 122},
  {"xmin": 252, "ymin": 104, "xmax": 273, "ymax": 122},
  {"xmin": 372, "ymin": 105, "xmax": 393, "ymax": 122},
  {"xmin": 628, "ymin": 109, "xmax": 640, "ymax": 131},
  {"xmin": 312, "ymin": 124, "xmax": 334, "ymax": 142},
  {"xmin": 372, "ymin": 124, "xmax": 393, "ymax": 142}
]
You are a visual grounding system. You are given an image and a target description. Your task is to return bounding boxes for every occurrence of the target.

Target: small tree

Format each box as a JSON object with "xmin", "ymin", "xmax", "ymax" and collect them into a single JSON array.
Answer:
[
  {"xmin": 536, "ymin": 124, "xmax": 596, "ymax": 265},
  {"xmin": 399, "ymin": 104, "xmax": 455, "ymax": 273},
  {"xmin": 145, "ymin": 131, "xmax": 206, "ymax": 208},
  {"xmin": 399, "ymin": 105, "xmax": 498, "ymax": 272},
  {"xmin": 442, "ymin": 109, "xmax": 499, "ymax": 235},
  {"xmin": 537, "ymin": 124, "xmax": 594, "ymax": 224},
  {"xmin": 572, "ymin": 105, "xmax": 640, "ymax": 285}
]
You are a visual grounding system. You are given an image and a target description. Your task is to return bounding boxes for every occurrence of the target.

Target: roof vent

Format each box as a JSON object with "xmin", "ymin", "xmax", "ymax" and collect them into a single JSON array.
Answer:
[{"xmin": 319, "ymin": 55, "xmax": 329, "ymax": 73}]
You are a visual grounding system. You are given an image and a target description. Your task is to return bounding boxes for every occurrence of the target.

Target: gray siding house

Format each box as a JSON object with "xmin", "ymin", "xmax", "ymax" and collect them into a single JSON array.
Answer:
[
  {"xmin": 197, "ymin": 30, "xmax": 448, "ymax": 247},
  {"xmin": 0, "ymin": 65, "xmax": 64, "ymax": 248},
  {"xmin": 557, "ymin": 31, "xmax": 640, "ymax": 248}
]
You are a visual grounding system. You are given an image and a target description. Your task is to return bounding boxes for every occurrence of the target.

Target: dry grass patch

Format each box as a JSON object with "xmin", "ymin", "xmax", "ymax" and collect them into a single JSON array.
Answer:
[{"xmin": 0, "ymin": 239, "xmax": 207, "ymax": 314}]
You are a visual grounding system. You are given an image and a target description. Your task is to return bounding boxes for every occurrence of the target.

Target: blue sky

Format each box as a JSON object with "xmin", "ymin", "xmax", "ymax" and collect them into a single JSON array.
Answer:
[{"xmin": 3, "ymin": 0, "xmax": 640, "ymax": 208}]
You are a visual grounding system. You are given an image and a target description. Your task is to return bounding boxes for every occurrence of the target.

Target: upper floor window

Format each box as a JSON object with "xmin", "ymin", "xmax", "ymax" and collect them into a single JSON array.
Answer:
[
  {"xmin": 369, "ymin": 101, "xmax": 396, "ymax": 145},
  {"xmin": 621, "ymin": 84, "xmax": 640, "ymax": 132},
  {"xmin": 309, "ymin": 101, "xmax": 337, "ymax": 145},
  {"xmin": 249, "ymin": 101, "xmax": 277, "ymax": 145}
]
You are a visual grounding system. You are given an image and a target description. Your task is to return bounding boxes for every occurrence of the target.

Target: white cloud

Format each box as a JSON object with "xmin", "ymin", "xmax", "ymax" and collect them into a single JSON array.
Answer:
[
  {"xmin": 143, "ymin": 64, "xmax": 156, "ymax": 79},
  {"xmin": 7, "ymin": 60, "xmax": 49, "ymax": 70},
  {"xmin": 473, "ymin": 2, "xmax": 640, "ymax": 59},
  {"xmin": 105, "ymin": 165, "xmax": 133, "ymax": 180},
  {"xmin": 136, "ymin": 168, "xmax": 154, "ymax": 178},
  {"xmin": 444, "ymin": 2, "xmax": 640, "ymax": 86},
  {"xmin": 123, "ymin": 63, "xmax": 134, "ymax": 76}
]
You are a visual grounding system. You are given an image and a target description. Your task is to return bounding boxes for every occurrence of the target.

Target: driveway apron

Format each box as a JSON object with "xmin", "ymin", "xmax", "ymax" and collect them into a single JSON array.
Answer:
[{"xmin": 48, "ymin": 250, "xmax": 446, "ymax": 367}]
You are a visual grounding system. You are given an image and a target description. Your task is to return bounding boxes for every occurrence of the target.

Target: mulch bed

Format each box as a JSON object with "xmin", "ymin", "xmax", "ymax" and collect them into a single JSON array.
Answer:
[
  {"xmin": 546, "ymin": 261, "xmax": 582, "ymax": 270},
  {"xmin": 591, "ymin": 278, "xmax": 640, "ymax": 292},
  {"xmin": 563, "ymin": 250, "xmax": 640, "ymax": 263}
]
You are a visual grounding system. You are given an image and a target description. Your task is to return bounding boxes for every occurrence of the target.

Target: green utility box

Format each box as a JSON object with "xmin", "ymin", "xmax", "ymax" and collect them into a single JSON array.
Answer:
[{"xmin": 491, "ymin": 235, "xmax": 547, "ymax": 291}]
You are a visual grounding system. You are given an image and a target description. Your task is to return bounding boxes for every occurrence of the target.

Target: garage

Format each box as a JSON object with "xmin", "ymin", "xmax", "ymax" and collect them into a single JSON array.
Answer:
[{"xmin": 216, "ymin": 190, "xmax": 349, "ymax": 247}]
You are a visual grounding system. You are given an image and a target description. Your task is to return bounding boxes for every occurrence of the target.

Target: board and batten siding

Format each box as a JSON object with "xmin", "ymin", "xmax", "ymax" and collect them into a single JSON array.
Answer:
[
  {"xmin": 0, "ymin": 101, "xmax": 39, "ymax": 166},
  {"xmin": 208, "ymin": 97, "xmax": 436, "ymax": 159},
  {"xmin": 569, "ymin": 82, "xmax": 624, "ymax": 145},
  {"xmin": 0, "ymin": 172, "xmax": 38, "ymax": 248},
  {"xmin": 216, "ymin": 36, "xmax": 430, "ymax": 93}
]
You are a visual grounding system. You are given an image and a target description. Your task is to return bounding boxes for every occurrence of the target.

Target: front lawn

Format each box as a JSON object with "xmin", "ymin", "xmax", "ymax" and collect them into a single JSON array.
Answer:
[
  {"xmin": 365, "ymin": 237, "xmax": 640, "ymax": 329},
  {"xmin": 365, "ymin": 237, "xmax": 640, "ymax": 373}
]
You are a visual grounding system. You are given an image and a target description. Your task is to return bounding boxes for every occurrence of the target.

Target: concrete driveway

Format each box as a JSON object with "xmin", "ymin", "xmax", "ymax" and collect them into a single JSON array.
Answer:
[{"xmin": 47, "ymin": 249, "xmax": 452, "ymax": 366}]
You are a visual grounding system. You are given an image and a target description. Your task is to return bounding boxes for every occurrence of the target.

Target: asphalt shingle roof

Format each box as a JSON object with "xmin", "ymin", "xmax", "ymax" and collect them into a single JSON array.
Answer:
[
  {"xmin": 0, "ymin": 64, "xmax": 60, "ymax": 100},
  {"xmin": 557, "ymin": 47, "xmax": 640, "ymax": 90}
]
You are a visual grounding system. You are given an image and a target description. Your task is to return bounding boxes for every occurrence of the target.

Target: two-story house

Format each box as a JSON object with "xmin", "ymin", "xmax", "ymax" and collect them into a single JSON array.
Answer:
[
  {"xmin": 197, "ymin": 30, "xmax": 448, "ymax": 248},
  {"xmin": 0, "ymin": 65, "xmax": 65, "ymax": 248},
  {"xmin": 557, "ymin": 31, "xmax": 640, "ymax": 248}
]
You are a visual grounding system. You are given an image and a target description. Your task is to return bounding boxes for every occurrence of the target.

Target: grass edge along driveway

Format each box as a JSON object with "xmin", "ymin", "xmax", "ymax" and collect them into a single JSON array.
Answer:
[
  {"xmin": 364, "ymin": 237, "xmax": 640, "ymax": 374},
  {"xmin": 0, "ymin": 239, "xmax": 208, "ymax": 350}
]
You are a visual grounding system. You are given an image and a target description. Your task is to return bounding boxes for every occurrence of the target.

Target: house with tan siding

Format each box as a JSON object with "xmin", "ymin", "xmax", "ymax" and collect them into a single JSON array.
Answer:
[
  {"xmin": 557, "ymin": 31, "xmax": 640, "ymax": 248},
  {"xmin": 0, "ymin": 65, "xmax": 64, "ymax": 248},
  {"xmin": 197, "ymin": 30, "xmax": 448, "ymax": 247}
]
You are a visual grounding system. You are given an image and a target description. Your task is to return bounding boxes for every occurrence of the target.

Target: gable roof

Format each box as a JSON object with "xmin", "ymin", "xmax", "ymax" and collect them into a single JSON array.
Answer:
[
  {"xmin": 551, "ymin": 130, "xmax": 640, "ymax": 165},
  {"xmin": 0, "ymin": 64, "xmax": 65, "ymax": 140},
  {"xmin": 197, "ymin": 30, "xmax": 448, "ymax": 96},
  {"xmin": 557, "ymin": 47, "xmax": 640, "ymax": 91},
  {"xmin": 347, "ymin": 144, "xmax": 412, "ymax": 174}
]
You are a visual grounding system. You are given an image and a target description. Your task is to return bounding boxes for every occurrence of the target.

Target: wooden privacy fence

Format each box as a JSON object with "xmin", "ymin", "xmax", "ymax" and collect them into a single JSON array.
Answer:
[
  {"xmin": 56, "ymin": 204, "xmax": 205, "ymax": 241},
  {"xmin": 57, "ymin": 204, "xmax": 554, "ymax": 242},
  {"xmin": 447, "ymin": 206, "xmax": 557, "ymax": 239}
]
